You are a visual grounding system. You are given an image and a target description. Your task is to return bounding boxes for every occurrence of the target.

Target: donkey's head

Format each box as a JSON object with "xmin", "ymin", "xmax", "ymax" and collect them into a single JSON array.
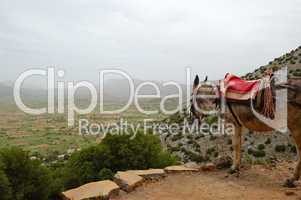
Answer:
[{"xmin": 190, "ymin": 75, "xmax": 220, "ymax": 122}]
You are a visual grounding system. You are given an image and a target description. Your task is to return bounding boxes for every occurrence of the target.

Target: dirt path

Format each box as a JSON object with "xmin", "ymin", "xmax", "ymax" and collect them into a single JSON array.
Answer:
[{"xmin": 113, "ymin": 162, "xmax": 301, "ymax": 200}]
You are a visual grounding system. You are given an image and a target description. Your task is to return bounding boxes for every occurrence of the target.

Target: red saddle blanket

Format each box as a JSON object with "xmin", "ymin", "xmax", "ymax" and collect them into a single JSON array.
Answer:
[{"xmin": 220, "ymin": 73, "xmax": 261, "ymax": 100}]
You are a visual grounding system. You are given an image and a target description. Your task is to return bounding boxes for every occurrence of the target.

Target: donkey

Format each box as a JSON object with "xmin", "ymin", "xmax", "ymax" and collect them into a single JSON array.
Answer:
[{"xmin": 191, "ymin": 74, "xmax": 301, "ymax": 187}]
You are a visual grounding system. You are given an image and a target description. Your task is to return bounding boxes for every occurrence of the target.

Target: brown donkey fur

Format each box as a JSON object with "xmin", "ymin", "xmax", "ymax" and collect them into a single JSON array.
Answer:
[{"xmin": 191, "ymin": 75, "xmax": 301, "ymax": 187}]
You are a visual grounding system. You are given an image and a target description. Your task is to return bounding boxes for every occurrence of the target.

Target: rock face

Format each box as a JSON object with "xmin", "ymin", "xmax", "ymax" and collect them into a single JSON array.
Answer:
[
  {"xmin": 114, "ymin": 171, "xmax": 144, "ymax": 192},
  {"xmin": 164, "ymin": 165, "xmax": 199, "ymax": 173},
  {"xmin": 126, "ymin": 169, "xmax": 166, "ymax": 180},
  {"xmin": 62, "ymin": 180, "xmax": 119, "ymax": 200}
]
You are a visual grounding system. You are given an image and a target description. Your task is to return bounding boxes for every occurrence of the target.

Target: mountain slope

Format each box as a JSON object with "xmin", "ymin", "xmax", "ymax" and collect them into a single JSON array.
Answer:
[{"xmin": 244, "ymin": 46, "xmax": 301, "ymax": 80}]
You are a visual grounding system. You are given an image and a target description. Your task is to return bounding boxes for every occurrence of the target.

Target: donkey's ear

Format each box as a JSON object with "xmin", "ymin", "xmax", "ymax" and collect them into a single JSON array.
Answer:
[
  {"xmin": 204, "ymin": 76, "xmax": 208, "ymax": 82},
  {"xmin": 193, "ymin": 75, "xmax": 199, "ymax": 87}
]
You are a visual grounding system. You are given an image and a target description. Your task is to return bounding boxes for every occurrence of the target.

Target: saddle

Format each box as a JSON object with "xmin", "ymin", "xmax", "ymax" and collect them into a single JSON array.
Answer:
[
  {"xmin": 220, "ymin": 73, "xmax": 261, "ymax": 100},
  {"xmin": 220, "ymin": 73, "xmax": 275, "ymax": 119}
]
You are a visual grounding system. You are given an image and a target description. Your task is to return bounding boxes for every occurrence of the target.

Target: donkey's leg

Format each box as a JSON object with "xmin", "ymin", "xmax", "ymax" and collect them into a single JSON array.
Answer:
[
  {"xmin": 284, "ymin": 129, "xmax": 301, "ymax": 187},
  {"xmin": 230, "ymin": 126, "xmax": 242, "ymax": 173}
]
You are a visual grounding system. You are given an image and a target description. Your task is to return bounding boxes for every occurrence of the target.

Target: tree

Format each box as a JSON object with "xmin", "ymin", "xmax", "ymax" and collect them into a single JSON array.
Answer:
[
  {"xmin": 0, "ymin": 147, "xmax": 52, "ymax": 200},
  {"xmin": 0, "ymin": 169, "xmax": 12, "ymax": 200},
  {"xmin": 63, "ymin": 130, "xmax": 178, "ymax": 189}
]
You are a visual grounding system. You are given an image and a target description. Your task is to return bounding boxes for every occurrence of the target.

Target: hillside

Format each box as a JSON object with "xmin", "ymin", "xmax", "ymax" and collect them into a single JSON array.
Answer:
[
  {"xmin": 244, "ymin": 46, "xmax": 301, "ymax": 80},
  {"xmin": 163, "ymin": 46, "xmax": 301, "ymax": 166}
]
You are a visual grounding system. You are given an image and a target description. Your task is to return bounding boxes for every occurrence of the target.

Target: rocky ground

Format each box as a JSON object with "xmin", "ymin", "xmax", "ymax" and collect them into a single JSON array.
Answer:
[
  {"xmin": 161, "ymin": 120, "xmax": 297, "ymax": 167},
  {"xmin": 113, "ymin": 161, "xmax": 301, "ymax": 200}
]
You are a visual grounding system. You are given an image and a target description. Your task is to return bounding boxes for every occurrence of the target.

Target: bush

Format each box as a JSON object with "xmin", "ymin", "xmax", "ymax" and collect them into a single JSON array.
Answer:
[
  {"xmin": 170, "ymin": 146, "xmax": 181, "ymax": 152},
  {"xmin": 293, "ymin": 71, "xmax": 301, "ymax": 77},
  {"xmin": 98, "ymin": 168, "xmax": 114, "ymax": 180},
  {"xmin": 252, "ymin": 150, "xmax": 266, "ymax": 158},
  {"xmin": 187, "ymin": 139, "xmax": 193, "ymax": 145},
  {"xmin": 204, "ymin": 115, "xmax": 218, "ymax": 125},
  {"xmin": 288, "ymin": 144, "xmax": 297, "ymax": 154},
  {"xmin": 257, "ymin": 144, "xmax": 265, "ymax": 150},
  {"xmin": 275, "ymin": 144, "xmax": 286, "ymax": 152},
  {"xmin": 264, "ymin": 138, "xmax": 271, "ymax": 145},
  {"xmin": 0, "ymin": 148, "xmax": 53, "ymax": 200},
  {"xmin": 195, "ymin": 134, "xmax": 205, "ymax": 139},
  {"xmin": 185, "ymin": 150, "xmax": 203, "ymax": 163},
  {"xmin": 171, "ymin": 133, "xmax": 183, "ymax": 141},
  {"xmin": 64, "ymin": 131, "xmax": 178, "ymax": 189},
  {"xmin": 206, "ymin": 147, "xmax": 216, "ymax": 155},
  {"xmin": 186, "ymin": 134, "xmax": 194, "ymax": 140},
  {"xmin": 0, "ymin": 169, "xmax": 12, "ymax": 200},
  {"xmin": 247, "ymin": 148, "xmax": 254, "ymax": 155}
]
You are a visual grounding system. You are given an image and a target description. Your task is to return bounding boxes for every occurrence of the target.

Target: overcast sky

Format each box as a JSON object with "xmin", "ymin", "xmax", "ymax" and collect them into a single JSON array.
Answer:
[{"xmin": 0, "ymin": 0, "xmax": 300, "ymax": 84}]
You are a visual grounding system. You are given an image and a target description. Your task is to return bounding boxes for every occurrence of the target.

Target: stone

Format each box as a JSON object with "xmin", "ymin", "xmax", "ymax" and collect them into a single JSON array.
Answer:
[
  {"xmin": 201, "ymin": 163, "xmax": 216, "ymax": 171},
  {"xmin": 114, "ymin": 171, "xmax": 143, "ymax": 192},
  {"xmin": 285, "ymin": 190, "xmax": 296, "ymax": 196},
  {"xmin": 164, "ymin": 165, "xmax": 199, "ymax": 173},
  {"xmin": 126, "ymin": 169, "xmax": 166, "ymax": 180},
  {"xmin": 184, "ymin": 162, "xmax": 201, "ymax": 169},
  {"xmin": 213, "ymin": 156, "xmax": 232, "ymax": 169},
  {"xmin": 61, "ymin": 180, "xmax": 119, "ymax": 200}
]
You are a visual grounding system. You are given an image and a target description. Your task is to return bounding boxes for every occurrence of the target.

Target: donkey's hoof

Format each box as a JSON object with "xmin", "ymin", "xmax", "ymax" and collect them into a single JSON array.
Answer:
[
  {"xmin": 228, "ymin": 167, "xmax": 239, "ymax": 174},
  {"xmin": 283, "ymin": 179, "xmax": 296, "ymax": 188}
]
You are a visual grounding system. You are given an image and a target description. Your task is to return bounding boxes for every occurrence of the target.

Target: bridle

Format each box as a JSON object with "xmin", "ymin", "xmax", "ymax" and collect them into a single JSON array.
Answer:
[{"xmin": 190, "ymin": 82, "xmax": 221, "ymax": 122}]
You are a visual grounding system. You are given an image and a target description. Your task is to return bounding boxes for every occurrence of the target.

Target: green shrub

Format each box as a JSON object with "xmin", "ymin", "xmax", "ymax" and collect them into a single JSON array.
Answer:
[
  {"xmin": 247, "ymin": 148, "xmax": 254, "ymax": 155},
  {"xmin": 275, "ymin": 144, "xmax": 286, "ymax": 152},
  {"xmin": 64, "ymin": 131, "xmax": 178, "ymax": 189},
  {"xmin": 0, "ymin": 169, "xmax": 12, "ymax": 200},
  {"xmin": 192, "ymin": 142, "xmax": 200, "ymax": 150},
  {"xmin": 168, "ymin": 112, "xmax": 184, "ymax": 124},
  {"xmin": 0, "ymin": 148, "xmax": 53, "ymax": 200},
  {"xmin": 252, "ymin": 150, "xmax": 266, "ymax": 157},
  {"xmin": 204, "ymin": 115, "xmax": 218, "ymax": 125},
  {"xmin": 186, "ymin": 134, "xmax": 194, "ymax": 140},
  {"xmin": 170, "ymin": 146, "xmax": 181, "ymax": 152},
  {"xmin": 180, "ymin": 147, "xmax": 188, "ymax": 154},
  {"xmin": 187, "ymin": 139, "xmax": 193, "ymax": 145},
  {"xmin": 98, "ymin": 168, "xmax": 114, "ymax": 180},
  {"xmin": 171, "ymin": 133, "xmax": 183, "ymax": 141},
  {"xmin": 206, "ymin": 147, "xmax": 216, "ymax": 155},
  {"xmin": 257, "ymin": 144, "xmax": 265, "ymax": 150},
  {"xmin": 185, "ymin": 150, "xmax": 203, "ymax": 163},
  {"xmin": 293, "ymin": 71, "xmax": 301, "ymax": 76},
  {"xmin": 195, "ymin": 134, "xmax": 205, "ymax": 139},
  {"xmin": 178, "ymin": 143, "xmax": 184, "ymax": 147},
  {"xmin": 264, "ymin": 138, "xmax": 271, "ymax": 145},
  {"xmin": 288, "ymin": 144, "xmax": 297, "ymax": 154}
]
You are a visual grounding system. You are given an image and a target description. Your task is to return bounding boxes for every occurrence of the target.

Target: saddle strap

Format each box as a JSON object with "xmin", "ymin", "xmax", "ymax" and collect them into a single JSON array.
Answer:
[{"xmin": 227, "ymin": 102, "xmax": 242, "ymax": 127}]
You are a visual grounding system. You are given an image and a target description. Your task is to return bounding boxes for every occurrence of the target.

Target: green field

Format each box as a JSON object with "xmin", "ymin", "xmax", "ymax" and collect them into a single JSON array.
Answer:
[{"xmin": 0, "ymin": 101, "xmax": 175, "ymax": 158}]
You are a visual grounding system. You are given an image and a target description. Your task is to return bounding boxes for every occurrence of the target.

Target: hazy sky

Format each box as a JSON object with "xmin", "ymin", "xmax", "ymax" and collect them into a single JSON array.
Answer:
[{"xmin": 1, "ymin": 0, "xmax": 301, "ymax": 84}]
